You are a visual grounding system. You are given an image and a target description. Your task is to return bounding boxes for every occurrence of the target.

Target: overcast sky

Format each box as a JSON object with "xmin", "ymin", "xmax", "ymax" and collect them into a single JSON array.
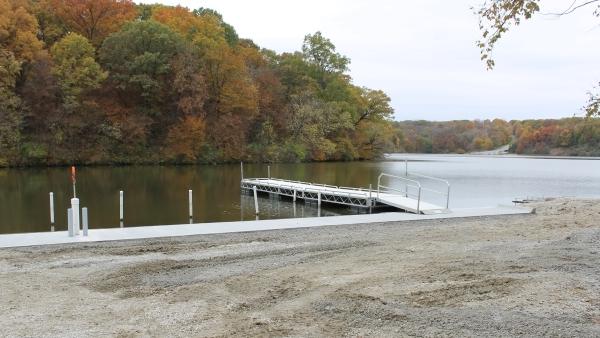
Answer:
[{"xmin": 139, "ymin": 0, "xmax": 600, "ymax": 121}]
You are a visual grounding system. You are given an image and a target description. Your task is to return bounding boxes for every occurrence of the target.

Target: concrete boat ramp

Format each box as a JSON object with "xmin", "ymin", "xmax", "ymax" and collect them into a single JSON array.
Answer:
[{"xmin": 0, "ymin": 205, "xmax": 531, "ymax": 248}]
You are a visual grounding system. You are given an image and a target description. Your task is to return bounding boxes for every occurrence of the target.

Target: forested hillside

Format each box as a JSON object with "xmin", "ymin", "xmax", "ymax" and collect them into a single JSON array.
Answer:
[
  {"xmin": 391, "ymin": 118, "xmax": 600, "ymax": 156},
  {"xmin": 0, "ymin": 0, "xmax": 395, "ymax": 166}
]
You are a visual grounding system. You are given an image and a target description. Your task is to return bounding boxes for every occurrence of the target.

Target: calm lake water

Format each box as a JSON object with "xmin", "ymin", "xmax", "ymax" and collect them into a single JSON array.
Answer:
[{"xmin": 1, "ymin": 154, "xmax": 600, "ymax": 234}]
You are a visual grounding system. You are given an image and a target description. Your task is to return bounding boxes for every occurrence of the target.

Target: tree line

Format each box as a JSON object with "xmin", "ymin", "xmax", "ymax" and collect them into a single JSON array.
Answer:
[
  {"xmin": 0, "ymin": 0, "xmax": 395, "ymax": 167},
  {"xmin": 391, "ymin": 118, "xmax": 600, "ymax": 156}
]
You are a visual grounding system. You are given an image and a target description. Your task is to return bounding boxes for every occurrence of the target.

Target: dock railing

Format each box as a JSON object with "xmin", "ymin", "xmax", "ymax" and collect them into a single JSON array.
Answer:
[
  {"xmin": 407, "ymin": 173, "xmax": 451, "ymax": 209},
  {"xmin": 377, "ymin": 173, "xmax": 423, "ymax": 213}
]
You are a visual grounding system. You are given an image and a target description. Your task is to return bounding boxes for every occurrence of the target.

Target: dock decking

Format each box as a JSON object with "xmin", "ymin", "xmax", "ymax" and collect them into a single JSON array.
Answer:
[{"xmin": 240, "ymin": 176, "xmax": 449, "ymax": 214}]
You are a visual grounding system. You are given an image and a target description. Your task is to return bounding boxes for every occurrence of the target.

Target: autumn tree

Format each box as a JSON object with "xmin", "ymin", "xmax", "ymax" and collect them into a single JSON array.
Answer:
[
  {"xmin": 0, "ymin": 50, "xmax": 23, "ymax": 165},
  {"xmin": 0, "ymin": 0, "xmax": 44, "ymax": 165},
  {"xmin": 354, "ymin": 88, "xmax": 394, "ymax": 126},
  {"xmin": 49, "ymin": 0, "xmax": 137, "ymax": 46},
  {"xmin": 193, "ymin": 8, "xmax": 239, "ymax": 46},
  {"xmin": 0, "ymin": 0, "xmax": 43, "ymax": 62},
  {"xmin": 0, "ymin": 3, "xmax": 400, "ymax": 166}
]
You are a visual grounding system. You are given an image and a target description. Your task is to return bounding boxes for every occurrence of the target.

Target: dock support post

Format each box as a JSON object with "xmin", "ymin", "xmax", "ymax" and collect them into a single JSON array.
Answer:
[
  {"xmin": 253, "ymin": 186, "xmax": 259, "ymax": 215},
  {"xmin": 49, "ymin": 192, "xmax": 55, "ymax": 232},
  {"xmin": 293, "ymin": 189, "xmax": 296, "ymax": 202},
  {"xmin": 71, "ymin": 198, "xmax": 80, "ymax": 235},
  {"xmin": 405, "ymin": 159, "xmax": 408, "ymax": 175},
  {"xmin": 240, "ymin": 161, "xmax": 244, "ymax": 180},
  {"xmin": 67, "ymin": 208, "xmax": 73, "ymax": 237},
  {"xmin": 82, "ymin": 207, "xmax": 88, "ymax": 237},
  {"xmin": 317, "ymin": 191, "xmax": 321, "ymax": 206},
  {"xmin": 188, "ymin": 189, "xmax": 193, "ymax": 223},
  {"xmin": 119, "ymin": 190, "xmax": 124, "ymax": 227},
  {"xmin": 267, "ymin": 165, "xmax": 271, "ymax": 179}
]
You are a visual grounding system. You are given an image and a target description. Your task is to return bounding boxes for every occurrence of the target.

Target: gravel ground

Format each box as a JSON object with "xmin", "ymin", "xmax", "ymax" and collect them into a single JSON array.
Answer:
[{"xmin": 0, "ymin": 198, "xmax": 599, "ymax": 337}]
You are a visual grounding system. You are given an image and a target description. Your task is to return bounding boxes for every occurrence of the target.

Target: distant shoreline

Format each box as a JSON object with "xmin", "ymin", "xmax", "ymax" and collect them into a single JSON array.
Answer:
[{"xmin": 384, "ymin": 153, "xmax": 600, "ymax": 161}]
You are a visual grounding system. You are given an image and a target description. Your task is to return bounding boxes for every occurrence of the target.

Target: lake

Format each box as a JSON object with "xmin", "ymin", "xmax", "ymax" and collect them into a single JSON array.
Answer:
[{"xmin": 1, "ymin": 154, "xmax": 600, "ymax": 234}]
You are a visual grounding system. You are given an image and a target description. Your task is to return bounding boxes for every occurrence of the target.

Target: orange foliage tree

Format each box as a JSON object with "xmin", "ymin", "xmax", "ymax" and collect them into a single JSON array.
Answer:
[{"xmin": 48, "ymin": 0, "xmax": 136, "ymax": 45}]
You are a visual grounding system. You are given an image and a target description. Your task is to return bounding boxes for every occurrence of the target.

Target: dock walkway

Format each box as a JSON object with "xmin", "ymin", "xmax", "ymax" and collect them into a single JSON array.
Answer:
[{"xmin": 241, "ymin": 173, "xmax": 450, "ymax": 214}]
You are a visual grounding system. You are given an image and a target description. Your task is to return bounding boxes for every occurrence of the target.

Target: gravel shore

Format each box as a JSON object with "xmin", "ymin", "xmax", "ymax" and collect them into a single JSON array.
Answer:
[{"xmin": 1, "ymin": 198, "xmax": 599, "ymax": 337}]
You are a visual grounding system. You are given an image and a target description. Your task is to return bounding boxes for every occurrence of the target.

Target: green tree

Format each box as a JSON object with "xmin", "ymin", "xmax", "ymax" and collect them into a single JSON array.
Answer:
[
  {"xmin": 288, "ymin": 92, "xmax": 352, "ymax": 160},
  {"xmin": 99, "ymin": 20, "xmax": 183, "ymax": 114},
  {"xmin": 302, "ymin": 31, "xmax": 349, "ymax": 75},
  {"xmin": 51, "ymin": 33, "xmax": 107, "ymax": 111}
]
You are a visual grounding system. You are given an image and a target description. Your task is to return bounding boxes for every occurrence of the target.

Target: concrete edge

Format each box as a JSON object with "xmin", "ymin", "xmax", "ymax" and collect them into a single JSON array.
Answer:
[{"xmin": 0, "ymin": 205, "xmax": 532, "ymax": 249}]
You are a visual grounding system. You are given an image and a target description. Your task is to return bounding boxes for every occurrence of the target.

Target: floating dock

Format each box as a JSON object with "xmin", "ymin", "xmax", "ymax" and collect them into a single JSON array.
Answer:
[{"xmin": 241, "ymin": 173, "xmax": 451, "ymax": 214}]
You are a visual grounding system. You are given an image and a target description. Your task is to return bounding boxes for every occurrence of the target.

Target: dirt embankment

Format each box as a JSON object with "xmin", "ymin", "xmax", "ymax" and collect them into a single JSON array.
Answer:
[{"xmin": 0, "ymin": 198, "xmax": 599, "ymax": 337}]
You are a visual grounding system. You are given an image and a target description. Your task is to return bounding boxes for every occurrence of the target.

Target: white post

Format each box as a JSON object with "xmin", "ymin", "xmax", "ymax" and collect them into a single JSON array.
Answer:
[
  {"xmin": 119, "ymin": 190, "xmax": 124, "ymax": 227},
  {"xmin": 318, "ymin": 191, "xmax": 322, "ymax": 206},
  {"xmin": 67, "ymin": 208, "xmax": 73, "ymax": 237},
  {"xmin": 405, "ymin": 159, "xmax": 409, "ymax": 197},
  {"xmin": 253, "ymin": 186, "xmax": 259, "ymax": 215},
  {"xmin": 446, "ymin": 184, "xmax": 451, "ymax": 209},
  {"xmin": 240, "ymin": 161, "xmax": 244, "ymax": 180},
  {"xmin": 369, "ymin": 184, "xmax": 373, "ymax": 213},
  {"xmin": 49, "ymin": 192, "xmax": 55, "ymax": 231},
  {"xmin": 188, "ymin": 189, "xmax": 193, "ymax": 223},
  {"xmin": 71, "ymin": 198, "xmax": 80, "ymax": 236},
  {"xmin": 267, "ymin": 165, "xmax": 271, "ymax": 179},
  {"xmin": 293, "ymin": 189, "xmax": 297, "ymax": 202},
  {"xmin": 417, "ymin": 187, "xmax": 421, "ymax": 214},
  {"xmin": 82, "ymin": 207, "xmax": 88, "ymax": 237}
]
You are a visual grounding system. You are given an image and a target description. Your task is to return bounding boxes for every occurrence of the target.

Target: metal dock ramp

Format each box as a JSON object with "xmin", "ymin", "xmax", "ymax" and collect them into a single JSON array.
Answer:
[{"xmin": 240, "ymin": 172, "xmax": 450, "ymax": 215}]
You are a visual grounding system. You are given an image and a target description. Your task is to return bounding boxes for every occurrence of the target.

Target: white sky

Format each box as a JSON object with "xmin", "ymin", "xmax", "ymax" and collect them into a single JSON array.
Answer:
[{"xmin": 139, "ymin": 0, "xmax": 600, "ymax": 121}]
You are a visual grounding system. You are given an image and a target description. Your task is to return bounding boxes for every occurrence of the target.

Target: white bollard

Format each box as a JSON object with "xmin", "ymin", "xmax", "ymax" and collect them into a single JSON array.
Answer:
[
  {"xmin": 369, "ymin": 184, "xmax": 373, "ymax": 214},
  {"xmin": 119, "ymin": 190, "xmax": 124, "ymax": 227},
  {"xmin": 82, "ymin": 207, "xmax": 88, "ymax": 237},
  {"xmin": 71, "ymin": 198, "xmax": 80, "ymax": 235},
  {"xmin": 49, "ymin": 192, "xmax": 55, "ymax": 231},
  {"xmin": 253, "ymin": 186, "xmax": 259, "ymax": 215},
  {"xmin": 67, "ymin": 208, "xmax": 73, "ymax": 237},
  {"xmin": 188, "ymin": 189, "xmax": 193, "ymax": 223}
]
